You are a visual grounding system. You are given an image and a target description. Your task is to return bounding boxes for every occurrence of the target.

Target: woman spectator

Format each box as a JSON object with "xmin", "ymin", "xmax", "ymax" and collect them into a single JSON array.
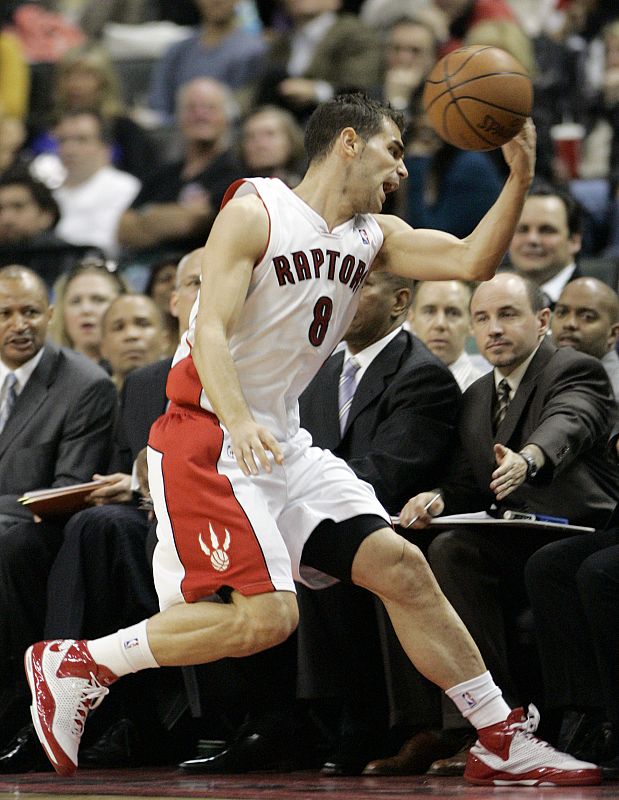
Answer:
[
  {"xmin": 49, "ymin": 256, "xmax": 128, "ymax": 364},
  {"xmin": 29, "ymin": 45, "xmax": 160, "ymax": 182},
  {"xmin": 144, "ymin": 253, "xmax": 181, "ymax": 356},
  {"xmin": 239, "ymin": 105, "xmax": 305, "ymax": 187},
  {"xmin": 400, "ymin": 93, "xmax": 504, "ymax": 238}
]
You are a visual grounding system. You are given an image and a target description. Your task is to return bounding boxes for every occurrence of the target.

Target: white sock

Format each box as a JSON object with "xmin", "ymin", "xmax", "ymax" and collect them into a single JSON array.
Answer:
[
  {"xmin": 446, "ymin": 671, "xmax": 511, "ymax": 729},
  {"xmin": 87, "ymin": 620, "xmax": 159, "ymax": 677}
]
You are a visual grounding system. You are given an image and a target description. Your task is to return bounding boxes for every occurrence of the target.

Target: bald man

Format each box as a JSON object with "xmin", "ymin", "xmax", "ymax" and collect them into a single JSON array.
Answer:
[
  {"xmin": 395, "ymin": 272, "xmax": 619, "ymax": 777},
  {"xmin": 551, "ymin": 277, "xmax": 619, "ymax": 400}
]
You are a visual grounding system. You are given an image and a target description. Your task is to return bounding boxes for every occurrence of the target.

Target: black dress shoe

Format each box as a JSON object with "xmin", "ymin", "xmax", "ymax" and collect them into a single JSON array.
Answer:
[
  {"xmin": 81, "ymin": 718, "xmax": 144, "ymax": 767},
  {"xmin": 179, "ymin": 731, "xmax": 295, "ymax": 774},
  {"xmin": 321, "ymin": 733, "xmax": 382, "ymax": 776},
  {"xmin": 0, "ymin": 724, "xmax": 52, "ymax": 773},
  {"xmin": 600, "ymin": 754, "xmax": 619, "ymax": 780}
]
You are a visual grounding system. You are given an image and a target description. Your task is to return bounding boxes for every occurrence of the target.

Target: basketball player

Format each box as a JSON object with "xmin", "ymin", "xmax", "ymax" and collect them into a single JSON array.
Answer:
[{"xmin": 24, "ymin": 95, "xmax": 599, "ymax": 786}]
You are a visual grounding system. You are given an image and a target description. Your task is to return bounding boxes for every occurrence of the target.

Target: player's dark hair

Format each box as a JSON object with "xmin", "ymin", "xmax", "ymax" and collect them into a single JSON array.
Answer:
[
  {"xmin": 304, "ymin": 93, "xmax": 405, "ymax": 164},
  {"xmin": 528, "ymin": 181, "xmax": 583, "ymax": 237}
]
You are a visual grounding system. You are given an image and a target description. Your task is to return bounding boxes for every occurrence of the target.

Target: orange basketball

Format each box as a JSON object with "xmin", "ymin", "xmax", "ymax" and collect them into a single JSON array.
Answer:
[{"xmin": 422, "ymin": 45, "xmax": 533, "ymax": 151}]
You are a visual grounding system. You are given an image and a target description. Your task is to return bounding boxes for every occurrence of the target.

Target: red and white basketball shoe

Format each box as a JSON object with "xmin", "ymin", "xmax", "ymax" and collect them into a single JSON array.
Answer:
[
  {"xmin": 24, "ymin": 639, "xmax": 117, "ymax": 777},
  {"xmin": 465, "ymin": 705, "xmax": 601, "ymax": 786}
]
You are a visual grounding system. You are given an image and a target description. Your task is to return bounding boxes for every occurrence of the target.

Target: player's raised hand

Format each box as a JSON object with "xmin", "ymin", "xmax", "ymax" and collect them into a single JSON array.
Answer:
[
  {"xmin": 230, "ymin": 420, "xmax": 284, "ymax": 476},
  {"xmin": 502, "ymin": 118, "xmax": 536, "ymax": 183}
]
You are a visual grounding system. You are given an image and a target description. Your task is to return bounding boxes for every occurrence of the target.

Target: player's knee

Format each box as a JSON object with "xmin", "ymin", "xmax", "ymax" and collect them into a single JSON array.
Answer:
[
  {"xmin": 233, "ymin": 592, "xmax": 298, "ymax": 656},
  {"xmin": 356, "ymin": 535, "xmax": 439, "ymax": 603}
]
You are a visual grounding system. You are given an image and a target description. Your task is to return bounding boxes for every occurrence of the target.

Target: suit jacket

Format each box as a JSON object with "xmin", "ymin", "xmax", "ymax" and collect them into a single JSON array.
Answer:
[
  {"xmin": 0, "ymin": 342, "xmax": 117, "ymax": 524},
  {"xmin": 299, "ymin": 330, "xmax": 461, "ymax": 515},
  {"xmin": 443, "ymin": 337, "xmax": 619, "ymax": 528},
  {"xmin": 109, "ymin": 357, "xmax": 171, "ymax": 473}
]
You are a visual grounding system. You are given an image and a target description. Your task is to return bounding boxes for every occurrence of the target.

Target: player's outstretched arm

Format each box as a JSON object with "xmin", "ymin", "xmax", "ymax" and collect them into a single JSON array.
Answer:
[
  {"xmin": 374, "ymin": 119, "xmax": 536, "ymax": 283},
  {"xmin": 192, "ymin": 194, "xmax": 284, "ymax": 476}
]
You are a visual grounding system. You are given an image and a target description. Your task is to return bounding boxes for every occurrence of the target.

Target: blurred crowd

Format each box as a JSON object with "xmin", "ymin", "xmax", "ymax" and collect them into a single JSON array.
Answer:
[{"xmin": 1, "ymin": 0, "xmax": 619, "ymax": 784}]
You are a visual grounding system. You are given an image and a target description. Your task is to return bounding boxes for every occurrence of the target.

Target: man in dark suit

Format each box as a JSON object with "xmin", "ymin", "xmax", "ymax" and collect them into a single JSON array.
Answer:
[
  {"xmin": 391, "ymin": 271, "xmax": 619, "ymax": 776},
  {"xmin": 0, "ymin": 250, "xmax": 202, "ymax": 771},
  {"xmin": 298, "ymin": 269, "xmax": 462, "ymax": 775},
  {"xmin": 179, "ymin": 269, "xmax": 462, "ymax": 774},
  {"xmin": 0, "ymin": 264, "xmax": 117, "ymax": 748}
]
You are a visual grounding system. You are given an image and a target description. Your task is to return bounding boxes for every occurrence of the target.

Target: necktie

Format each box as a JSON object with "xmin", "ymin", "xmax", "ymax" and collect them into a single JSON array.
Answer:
[
  {"xmin": 493, "ymin": 378, "xmax": 511, "ymax": 432},
  {"xmin": 338, "ymin": 356, "xmax": 360, "ymax": 434},
  {"xmin": 0, "ymin": 373, "xmax": 17, "ymax": 433}
]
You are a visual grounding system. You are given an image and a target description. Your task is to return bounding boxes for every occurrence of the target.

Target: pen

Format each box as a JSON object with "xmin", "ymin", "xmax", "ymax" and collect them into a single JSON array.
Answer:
[
  {"xmin": 535, "ymin": 514, "xmax": 569, "ymax": 524},
  {"xmin": 502, "ymin": 510, "xmax": 536, "ymax": 521},
  {"xmin": 406, "ymin": 492, "xmax": 442, "ymax": 529}
]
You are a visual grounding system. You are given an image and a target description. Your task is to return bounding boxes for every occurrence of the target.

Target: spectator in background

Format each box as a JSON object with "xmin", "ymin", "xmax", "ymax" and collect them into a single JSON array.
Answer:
[
  {"xmin": 99, "ymin": 294, "xmax": 166, "ymax": 391},
  {"xmin": 380, "ymin": 16, "xmax": 438, "ymax": 114},
  {"xmin": 53, "ymin": 110, "xmax": 141, "ymax": 257},
  {"xmin": 253, "ymin": 0, "xmax": 382, "ymax": 122},
  {"xmin": 408, "ymin": 280, "xmax": 485, "ymax": 391},
  {"xmin": 0, "ymin": 170, "xmax": 102, "ymax": 289},
  {"xmin": 0, "ymin": 30, "xmax": 29, "ymax": 120},
  {"xmin": 400, "ymin": 94, "xmax": 503, "ymax": 239},
  {"xmin": 149, "ymin": 0, "xmax": 266, "ymax": 122},
  {"xmin": 77, "ymin": 0, "xmax": 202, "ymax": 39},
  {"xmin": 144, "ymin": 254, "xmax": 181, "ymax": 356},
  {"xmin": 239, "ymin": 105, "xmax": 305, "ymax": 187},
  {"xmin": 0, "ymin": 265, "xmax": 116, "ymax": 748},
  {"xmin": 48, "ymin": 258, "xmax": 128, "ymax": 364},
  {"xmin": 117, "ymin": 78, "xmax": 242, "ymax": 286},
  {"xmin": 551, "ymin": 276, "xmax": 619, "ymax": 399},
  {"xmin": 29, "ymin": 45, "xmax": 161, "ymax": 184},
  {"xmin": 503, "ymin": 183, "xmax": 583, "ymax": 309},
  {"xmin": 434, "ymin": 0, "xmax": 535, "ymax": 75}
]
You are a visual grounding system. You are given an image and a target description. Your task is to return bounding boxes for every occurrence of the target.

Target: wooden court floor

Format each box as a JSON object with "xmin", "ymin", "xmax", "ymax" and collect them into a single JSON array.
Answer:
[{"xmin": 0, "ymin": 768, "xmax": 618, "ymax": 800}]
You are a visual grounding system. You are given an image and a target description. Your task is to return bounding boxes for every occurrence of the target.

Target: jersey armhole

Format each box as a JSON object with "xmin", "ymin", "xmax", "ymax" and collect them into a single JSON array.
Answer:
[{"xmin": 220, "ymin": 178, "xmax": 272, "ymax": 269}]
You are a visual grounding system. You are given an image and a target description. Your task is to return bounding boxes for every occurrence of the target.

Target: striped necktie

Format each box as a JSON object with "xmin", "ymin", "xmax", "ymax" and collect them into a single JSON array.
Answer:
[
  {"xmin": 338, "ymin": 356, "xmax": 360, "ymax": 434},
  {"xmin": 493, "ymin": 378, "xmax": 511, "ymax": 432},
  {"xmin": 0, "ymin": 373, "xmax": 17, "ymax": 433}
]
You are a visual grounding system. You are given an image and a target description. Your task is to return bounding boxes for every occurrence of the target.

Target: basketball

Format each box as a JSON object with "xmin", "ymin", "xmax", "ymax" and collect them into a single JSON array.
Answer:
[{"xmin": 422, "ymin": 45, "xmax": 533, "ymax": 151}]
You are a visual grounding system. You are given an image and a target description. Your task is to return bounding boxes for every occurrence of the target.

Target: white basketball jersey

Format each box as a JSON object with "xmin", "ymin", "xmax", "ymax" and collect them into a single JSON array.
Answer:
[{"xmin": 168, "ymin": 177, "xmax": 384, "ymax": 439}]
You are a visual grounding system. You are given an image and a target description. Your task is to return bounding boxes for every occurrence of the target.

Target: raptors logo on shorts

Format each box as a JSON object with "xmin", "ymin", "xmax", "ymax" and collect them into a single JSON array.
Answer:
[{"xmin": 198, "ymin": 523, "xmax": 231, "ymax": 572}]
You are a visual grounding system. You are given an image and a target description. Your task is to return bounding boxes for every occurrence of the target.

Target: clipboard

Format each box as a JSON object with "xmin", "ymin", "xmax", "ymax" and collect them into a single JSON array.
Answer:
[
  {"xmin": 18, "ymin": 480, "xmax": 104, "ymax": 518},
  {"xmin": 391, "ymin": 511, "xmax": 594, "ymax": 535}
]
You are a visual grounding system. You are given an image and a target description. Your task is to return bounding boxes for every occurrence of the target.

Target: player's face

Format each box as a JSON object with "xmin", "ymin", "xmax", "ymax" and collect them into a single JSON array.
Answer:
[
  {"xmin": 509, "ymin": 196, "xmax": 581, "ymax": 278},
  {"xmin": 471, "ymin": 275, "xmax": 549, "ymax": 374},
  {"xmin": 354, "ymin": 117, "xmax": 407, "ymax": 214},
  {"xmin": 409, "ymin": 281, "xmax": 471, "ymax": 366},
  {"xmin": 0, "ymin": 276, "xmax": 52, "ymax": 369},
  {"xmin": 551, "ymin": 281, "xmax": 618, "ymax": 359}
]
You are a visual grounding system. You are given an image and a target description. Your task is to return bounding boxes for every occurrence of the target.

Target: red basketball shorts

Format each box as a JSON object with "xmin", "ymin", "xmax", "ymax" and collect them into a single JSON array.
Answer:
[{"xmin": 147, "ymin": 404, "xmax": 389, "ymax": 610}]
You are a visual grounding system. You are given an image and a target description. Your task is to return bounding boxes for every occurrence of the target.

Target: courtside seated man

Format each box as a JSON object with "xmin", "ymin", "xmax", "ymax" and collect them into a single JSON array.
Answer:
[{"xmin": 24, "ymin": 94, "xmax": 600, "ymax": 786}]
